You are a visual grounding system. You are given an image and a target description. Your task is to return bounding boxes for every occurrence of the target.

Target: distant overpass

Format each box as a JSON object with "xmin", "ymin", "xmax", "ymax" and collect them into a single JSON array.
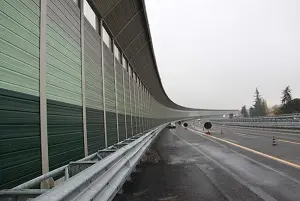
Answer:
[{"xmin": 0, "ymin": 0, "xmax": 237, "ymax": 191}]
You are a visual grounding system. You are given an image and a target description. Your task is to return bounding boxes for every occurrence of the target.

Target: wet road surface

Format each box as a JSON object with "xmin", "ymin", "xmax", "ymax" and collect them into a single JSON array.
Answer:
[{"xmin": 114, "ymin": 122, "xmax": 300, "ymax": 201}]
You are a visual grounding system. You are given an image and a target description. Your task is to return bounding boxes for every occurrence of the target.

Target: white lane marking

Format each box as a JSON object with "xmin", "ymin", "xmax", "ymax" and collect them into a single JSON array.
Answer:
[
  {"xmin": 170, "ymin": 130, "xmax": 277, "ymax": 201},
  {"xmin": 183, "ymin": 128, "xmax": 300, "ymax": 185},
  {"xmin": 234, "ymin": 132, "xmax": 258, "ymax": 139},
  {"xmin": 218, "ymin": 126, "xmax": 300, "ymax": 136},
  {"xmin": 277, "ymin": 139, "xmax": 300, "ymax": 145},
  {"xmin": 187, "ymin": 128, "xmax": 300, "ymax": 170},
  {"xmin": 235, "ymin": 132, "xmax": 246, "ymax": 136}
]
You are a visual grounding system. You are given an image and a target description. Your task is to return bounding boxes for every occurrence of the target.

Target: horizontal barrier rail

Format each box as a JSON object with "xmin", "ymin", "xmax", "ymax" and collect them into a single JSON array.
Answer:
[
  {"xmin": 211, "ymin": 121, "xmax": 300, "ymax": 129},
  {"xmin": 0, "ymin": 124, "xmax": 166, "ymax": 201},
  {"xmin": 213, "ymin": 113, "xmax": 300, "ymax": 122},
  {"xmin": 211, "ymin": 113, "xmax": 300, "ymax": 129}
]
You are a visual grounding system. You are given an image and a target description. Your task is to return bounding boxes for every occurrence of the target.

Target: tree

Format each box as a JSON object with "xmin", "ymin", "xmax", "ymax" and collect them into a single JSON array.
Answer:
[
  {"xmin": 249, "ymin": 106, "xmax": 255, "ymax": 117},
  {"xmin": 241, "ymin": 105, "xmax": 248, "ymax": 117},
  {"xmin": 272, "ymin": 105, "xmax": 282, "ymax": 115},
  {"xmin": 281, "ymin": 98, "xmax": 300, "ymax": 114},
  {"xmin": 262, "ymin": 99, "xmax": 268, "ymax": 116},
  {"xmin": 249, "ymin": 88, "xmax": 266, "ymax": 117},
  {"xmin": 252, "ymin": 88, "xmax": 265, "ymax": 116},
  {"xmin": 281, "ymin": 86, "xmax": 292, "ymax": 105}
]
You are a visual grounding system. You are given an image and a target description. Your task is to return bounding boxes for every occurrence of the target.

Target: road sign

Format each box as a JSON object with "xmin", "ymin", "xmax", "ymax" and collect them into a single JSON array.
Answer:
[{"xmin": 204, "ymin": 122, "xmax": 212, "ymax": 130}]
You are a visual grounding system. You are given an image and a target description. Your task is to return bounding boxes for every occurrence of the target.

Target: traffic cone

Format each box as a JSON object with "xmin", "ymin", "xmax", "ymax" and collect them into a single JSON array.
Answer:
[{"xmin": 272, "ymin": 136, "xmax": 277, "ymax": 146}]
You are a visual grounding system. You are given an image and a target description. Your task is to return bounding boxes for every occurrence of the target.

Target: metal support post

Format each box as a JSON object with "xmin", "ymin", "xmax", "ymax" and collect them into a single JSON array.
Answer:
[
  {"xmin": 138, "ymin": 86, "xmax": 141, "ymax": 133},
  {"xmin": 129, "ymin": 73, "xmax": 133, "ymax": 136},
  {"xmin": 100, "ymin": 19, "xmax": 108, "ymax": 147},
  {"xmin": 134, "ymin": 81, "xmax": 137, "ymax": 134},
  {"xmin": 136, "ymin": 83, "xmax": 139, "ymax": 133},
  {"xmin": 39, "ymin": 0, "xmax": 49, "ymax": 176},
  {"xmin": 141, "ymin": 87, "xmax": 143, "ymax": 132},
  {"xmin": 148, "ymin": 92, "xmax": 150, "ymax": 129},
  {"xmin": 112, "ymin": 41, "xmax": 120, "ymax": 142},
  {"xmin": 137, "ymin": 84, "xmax": 139, "ymax": 134},
  {"xmin": 144, "ymin": 89, "xmax": 146, "ymax": 130},
  {"xmin": 80, "ymin": 0, "xmax": 88, "ymax": 157},
  {"xmin": 122, "ymin": 55, "xmax": 127, "ymax": 139}
]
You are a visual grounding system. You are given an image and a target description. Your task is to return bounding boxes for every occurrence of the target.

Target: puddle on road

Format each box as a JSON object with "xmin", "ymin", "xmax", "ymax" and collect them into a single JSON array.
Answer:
[{"xmin": 167, "ymin": 155, "xmax": 201, "ymax": 165}]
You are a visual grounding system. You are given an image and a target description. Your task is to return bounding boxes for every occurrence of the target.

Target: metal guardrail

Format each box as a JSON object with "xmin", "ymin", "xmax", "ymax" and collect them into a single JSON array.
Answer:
[
  {"xmin": 211, "ymin": 113, "xmax": 300, "ymax": 129},
  {"xmin": 211, "ymin": 120, "xmax": 300, "ymax": 129},
  {"xmin": 0, "ymin": 124, "xmax": 166, "ymax": 201},
  {"xmin": 214, "ymin": 113, "xmax": 300, "ymax": 122}
]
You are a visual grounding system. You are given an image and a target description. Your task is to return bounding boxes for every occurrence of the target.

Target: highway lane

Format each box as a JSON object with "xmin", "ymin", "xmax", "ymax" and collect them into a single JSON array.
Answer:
[
  {"xmin": 115, "ymin": 122, "xmax": 300, "ymax": 201},
  {"xmin": 211, "ymin": 124, "xmax": 300, "ymax": 134},
  {"xmin": 191, "ymin": 121, "xmax": 300, "ymax": 166},
  {"xmin": 175, "ymin": 122, "xmax": 300, "ymax": 201}
]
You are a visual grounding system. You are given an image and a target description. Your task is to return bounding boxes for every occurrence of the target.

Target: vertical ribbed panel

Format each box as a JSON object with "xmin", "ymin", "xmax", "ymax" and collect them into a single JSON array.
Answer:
[
  {"xmin": 103, "ymin": 45, "xmax": 117, "ymax": 146},
  {"xmin": 132, "ymin": 82, "xmax": 137, "ymax": 134},
  {"xmin": 126, "ymin": 114, "xmax": 132, "ymax": 137},
  {"xmin": 141, "ymin": 88, "xmax": 144, "ymax": 131},
  {"xmin": 124, "ymin": 74, "xmax": 131, "ymax": 136},
  {"xmin": 46, "ymin": 0, "xmax": 84, "ymax": 170},
  {"xmin": 141, "ymin": 89, "xmax": 145, "ymax": 131},
  {"xmin": 0, "ymin": 0, "xmax": 41, "ymax": 189},
  {"xmin": 86, "ymin": 108, "xmax": 105, "ymax": 153},
  {"xmin": 84, "ymin": 18, "xmax": 105, "ymax": 153},
  {"xmin": 116, "ymin": 63, "xmax": 124, "ymax": 114},
  {"xmin": 0, "ymin": 90, "xmax": 40, "ymax": 189},
  {"xmin": 103, "ymin": 45, "xmax": 115, "ymax": 112},
  {"xmin": 106, "ymin": 111, "xmax": 117, "ymax": 146},
  {"xmin": 46, "ymin": 0, "xmax": 82, "ymax": 105},
  {"xmin": 118, "ymin": 113, "xmax": 126, "ymax": 141},
  {"xmin": 137, "ymin": 87, "xmax": 141, "ymax": 133},
  {"xmin": 47, "ymin": 100, "xmax": 84, "ymax": 170},
  {"xmin": 115, "ymin": 62, "xmax": 125, "ymax": 140}
]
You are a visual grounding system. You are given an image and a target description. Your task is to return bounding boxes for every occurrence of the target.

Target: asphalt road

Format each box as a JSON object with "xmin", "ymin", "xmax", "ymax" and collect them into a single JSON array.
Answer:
[{"xmin": 114, "ymin": 121, "xmax": 300, "ymax": 201}]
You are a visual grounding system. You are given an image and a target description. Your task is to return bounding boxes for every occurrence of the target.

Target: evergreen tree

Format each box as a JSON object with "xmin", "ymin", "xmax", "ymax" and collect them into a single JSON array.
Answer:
[
  {"xmin": 249, "ymin": 106, "xmax": 255, "ymax": 117},
  {"xmin": 281, "ymin": 86, "xmax": 292, "ymax": 105},
  {"xmin": 241, "ymin": 105, "xmax": 248, "ymax": 117},
  {"xmin": 262, "ymin": 99, "xmax": 268, "ymax": 116},
  {"xmin": 281, "ymin": 98, "xmax": 300, "ymax": 114},
  {"xmin": 251, "ymin": 88, "xmax": 265, "ymax": 116}
]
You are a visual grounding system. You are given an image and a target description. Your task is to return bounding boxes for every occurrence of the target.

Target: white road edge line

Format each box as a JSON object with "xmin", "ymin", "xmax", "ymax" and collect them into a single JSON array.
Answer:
[{"xmin": 224, "ymin": 138, "xmax": 238, "ymax": 143}]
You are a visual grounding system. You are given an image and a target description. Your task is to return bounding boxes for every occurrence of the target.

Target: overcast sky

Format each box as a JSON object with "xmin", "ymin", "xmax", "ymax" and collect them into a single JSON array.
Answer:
[{"xmin": 145, "ymin": 0, "xmax": 300, "ymax": 110}]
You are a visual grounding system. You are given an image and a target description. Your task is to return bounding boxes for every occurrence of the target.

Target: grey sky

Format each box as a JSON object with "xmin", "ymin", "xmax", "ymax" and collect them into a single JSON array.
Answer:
[{"xmin": 145, "ymin": 0, "xmax": 300, "ymax": 110}]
